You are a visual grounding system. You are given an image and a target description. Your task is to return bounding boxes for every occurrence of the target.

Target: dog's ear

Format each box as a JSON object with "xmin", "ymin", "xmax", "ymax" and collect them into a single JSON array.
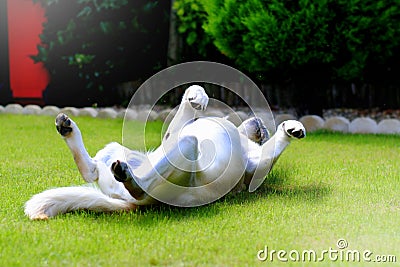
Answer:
[{"xmin": 281, "ymin": 122, "xmax": 291, "ymax": 134}]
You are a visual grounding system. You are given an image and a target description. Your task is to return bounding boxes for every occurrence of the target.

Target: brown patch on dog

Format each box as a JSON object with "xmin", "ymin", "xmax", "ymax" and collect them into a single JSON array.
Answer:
[{"xmin": 31, "ymin": 213, "xmax": 49, "ymax": 220}]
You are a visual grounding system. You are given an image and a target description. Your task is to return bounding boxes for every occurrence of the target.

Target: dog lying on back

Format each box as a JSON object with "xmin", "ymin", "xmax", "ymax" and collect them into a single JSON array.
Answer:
[{"xmin": 25, "ymin": 85, "xmax": 305, "ymax": 220}]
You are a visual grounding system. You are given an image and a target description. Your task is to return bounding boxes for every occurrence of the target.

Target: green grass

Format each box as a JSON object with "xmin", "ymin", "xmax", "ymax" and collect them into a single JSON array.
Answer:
[{"xmin": 1, "ymin": 114, "xmax": 399, "ymax": 266}]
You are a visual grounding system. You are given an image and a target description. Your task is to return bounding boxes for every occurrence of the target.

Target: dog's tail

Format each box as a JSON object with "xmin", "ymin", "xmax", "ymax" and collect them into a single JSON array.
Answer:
[{"xmin": 24, "ymin": 185, "xmax": 136, "ymax": 220}]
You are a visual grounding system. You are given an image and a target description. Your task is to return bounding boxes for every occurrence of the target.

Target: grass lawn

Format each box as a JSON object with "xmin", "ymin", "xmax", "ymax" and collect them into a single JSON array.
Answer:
[{"xmin": 0, "ymin": 114, "xmax": 399, "ymax": 266}]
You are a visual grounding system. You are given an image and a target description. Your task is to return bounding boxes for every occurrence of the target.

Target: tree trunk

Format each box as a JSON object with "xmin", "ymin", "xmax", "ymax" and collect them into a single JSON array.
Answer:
[
  {"xmin": 0, "ymin": 0, "xmax": 13, "ymax": 105},
  {"xmin": 167, "ymin": 0, "xmax": 179, "ymax": 66}
]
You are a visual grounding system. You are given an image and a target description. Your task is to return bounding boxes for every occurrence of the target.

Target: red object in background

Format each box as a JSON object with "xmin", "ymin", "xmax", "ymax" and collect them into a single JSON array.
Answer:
[{"xmin": 7, "ymin": 0, "xmax": 49, "ymax": 99}]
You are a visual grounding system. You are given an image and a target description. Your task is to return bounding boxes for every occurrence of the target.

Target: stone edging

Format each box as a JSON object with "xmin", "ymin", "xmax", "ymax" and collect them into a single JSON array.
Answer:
[{"xmin": 1, "ymin": 104, "xmax": 399, "ymax": 135}]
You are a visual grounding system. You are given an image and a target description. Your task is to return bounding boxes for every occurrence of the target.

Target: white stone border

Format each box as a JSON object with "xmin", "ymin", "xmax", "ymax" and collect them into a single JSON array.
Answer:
[{"xmin": 1, "ymin": 104, "xmax": 400, "ymax": 135}]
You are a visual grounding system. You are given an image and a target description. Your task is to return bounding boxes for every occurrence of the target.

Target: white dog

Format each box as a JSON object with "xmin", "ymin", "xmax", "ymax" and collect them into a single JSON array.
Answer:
[{"xmin": 25, "ymin": 85, "xmax": 305, "ymax": 220}]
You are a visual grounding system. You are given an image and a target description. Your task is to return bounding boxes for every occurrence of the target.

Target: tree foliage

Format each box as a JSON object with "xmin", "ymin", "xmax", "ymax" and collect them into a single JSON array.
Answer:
[
  {"xmin": 173, "ymin": 0, "xmax": 210, "ymax": 57},
  {"xmin": 172, "ymin": 0, "xmax": 228, "ymax": 62},
  {"xmin": 32, "ymin": 0, "xmax": 170, "ymax": 106}
]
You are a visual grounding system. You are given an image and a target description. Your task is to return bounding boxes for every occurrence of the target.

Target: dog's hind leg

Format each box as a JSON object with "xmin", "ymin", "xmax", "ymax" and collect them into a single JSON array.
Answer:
[
  {"xmin": 55, "ymin": 113, "xmax": 98, "ymax": 182},
  {"xmin": 111, "ymin": 160, "xmax": 147, "ymax": 200},
  {"xmin": 111, "ymin": 135, "xmax": 199, "ymax": 204}
]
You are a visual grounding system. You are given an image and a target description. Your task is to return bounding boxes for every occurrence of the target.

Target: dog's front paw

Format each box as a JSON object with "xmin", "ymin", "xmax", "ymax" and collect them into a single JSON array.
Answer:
[
  {"xmin": 184, "ymin": 85, "xmax": 209, "ymax": 111},
  {"xmin": 238, "ymin": 117, "xmax": 269, "ymax": 145},
  {"xmin": 282, "ymin": 120, "xmax": 306, "ymax": 139},
  {"xmin": 55, "ymin": 113, "xmax": 73, "ymax": 137}
]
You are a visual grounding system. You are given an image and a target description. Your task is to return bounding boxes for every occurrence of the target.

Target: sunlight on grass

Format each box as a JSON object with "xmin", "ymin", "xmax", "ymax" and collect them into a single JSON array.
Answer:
[{"xmin": 0, "ymin": 115, "xmax": 399, "ymax": 266}]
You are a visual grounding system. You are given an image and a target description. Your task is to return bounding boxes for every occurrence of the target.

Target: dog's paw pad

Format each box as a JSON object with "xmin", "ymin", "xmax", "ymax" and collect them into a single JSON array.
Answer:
[
  {"xmin": 55, "ymin": 113, "xmax": 73, "ymax": 137},
  {"xmin": 111, "ymin": 160, "xmax": 130, "ymax": 182}
]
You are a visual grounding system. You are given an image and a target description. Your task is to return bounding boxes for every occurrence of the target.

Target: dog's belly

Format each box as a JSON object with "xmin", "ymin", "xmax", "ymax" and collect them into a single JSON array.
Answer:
[{"xmin": 180, "ymin": 117, "xmax": 246, "ymax": 186}]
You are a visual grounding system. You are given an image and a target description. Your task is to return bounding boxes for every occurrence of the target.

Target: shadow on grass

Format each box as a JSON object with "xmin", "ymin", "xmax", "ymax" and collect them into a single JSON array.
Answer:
[
  {"xmin": 223, "ymin": 167, "xmax": 331, "ymax": 205},
  {"xmin": 68, "ymin": 166, "xmax": 331, "ymax": 225}
]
